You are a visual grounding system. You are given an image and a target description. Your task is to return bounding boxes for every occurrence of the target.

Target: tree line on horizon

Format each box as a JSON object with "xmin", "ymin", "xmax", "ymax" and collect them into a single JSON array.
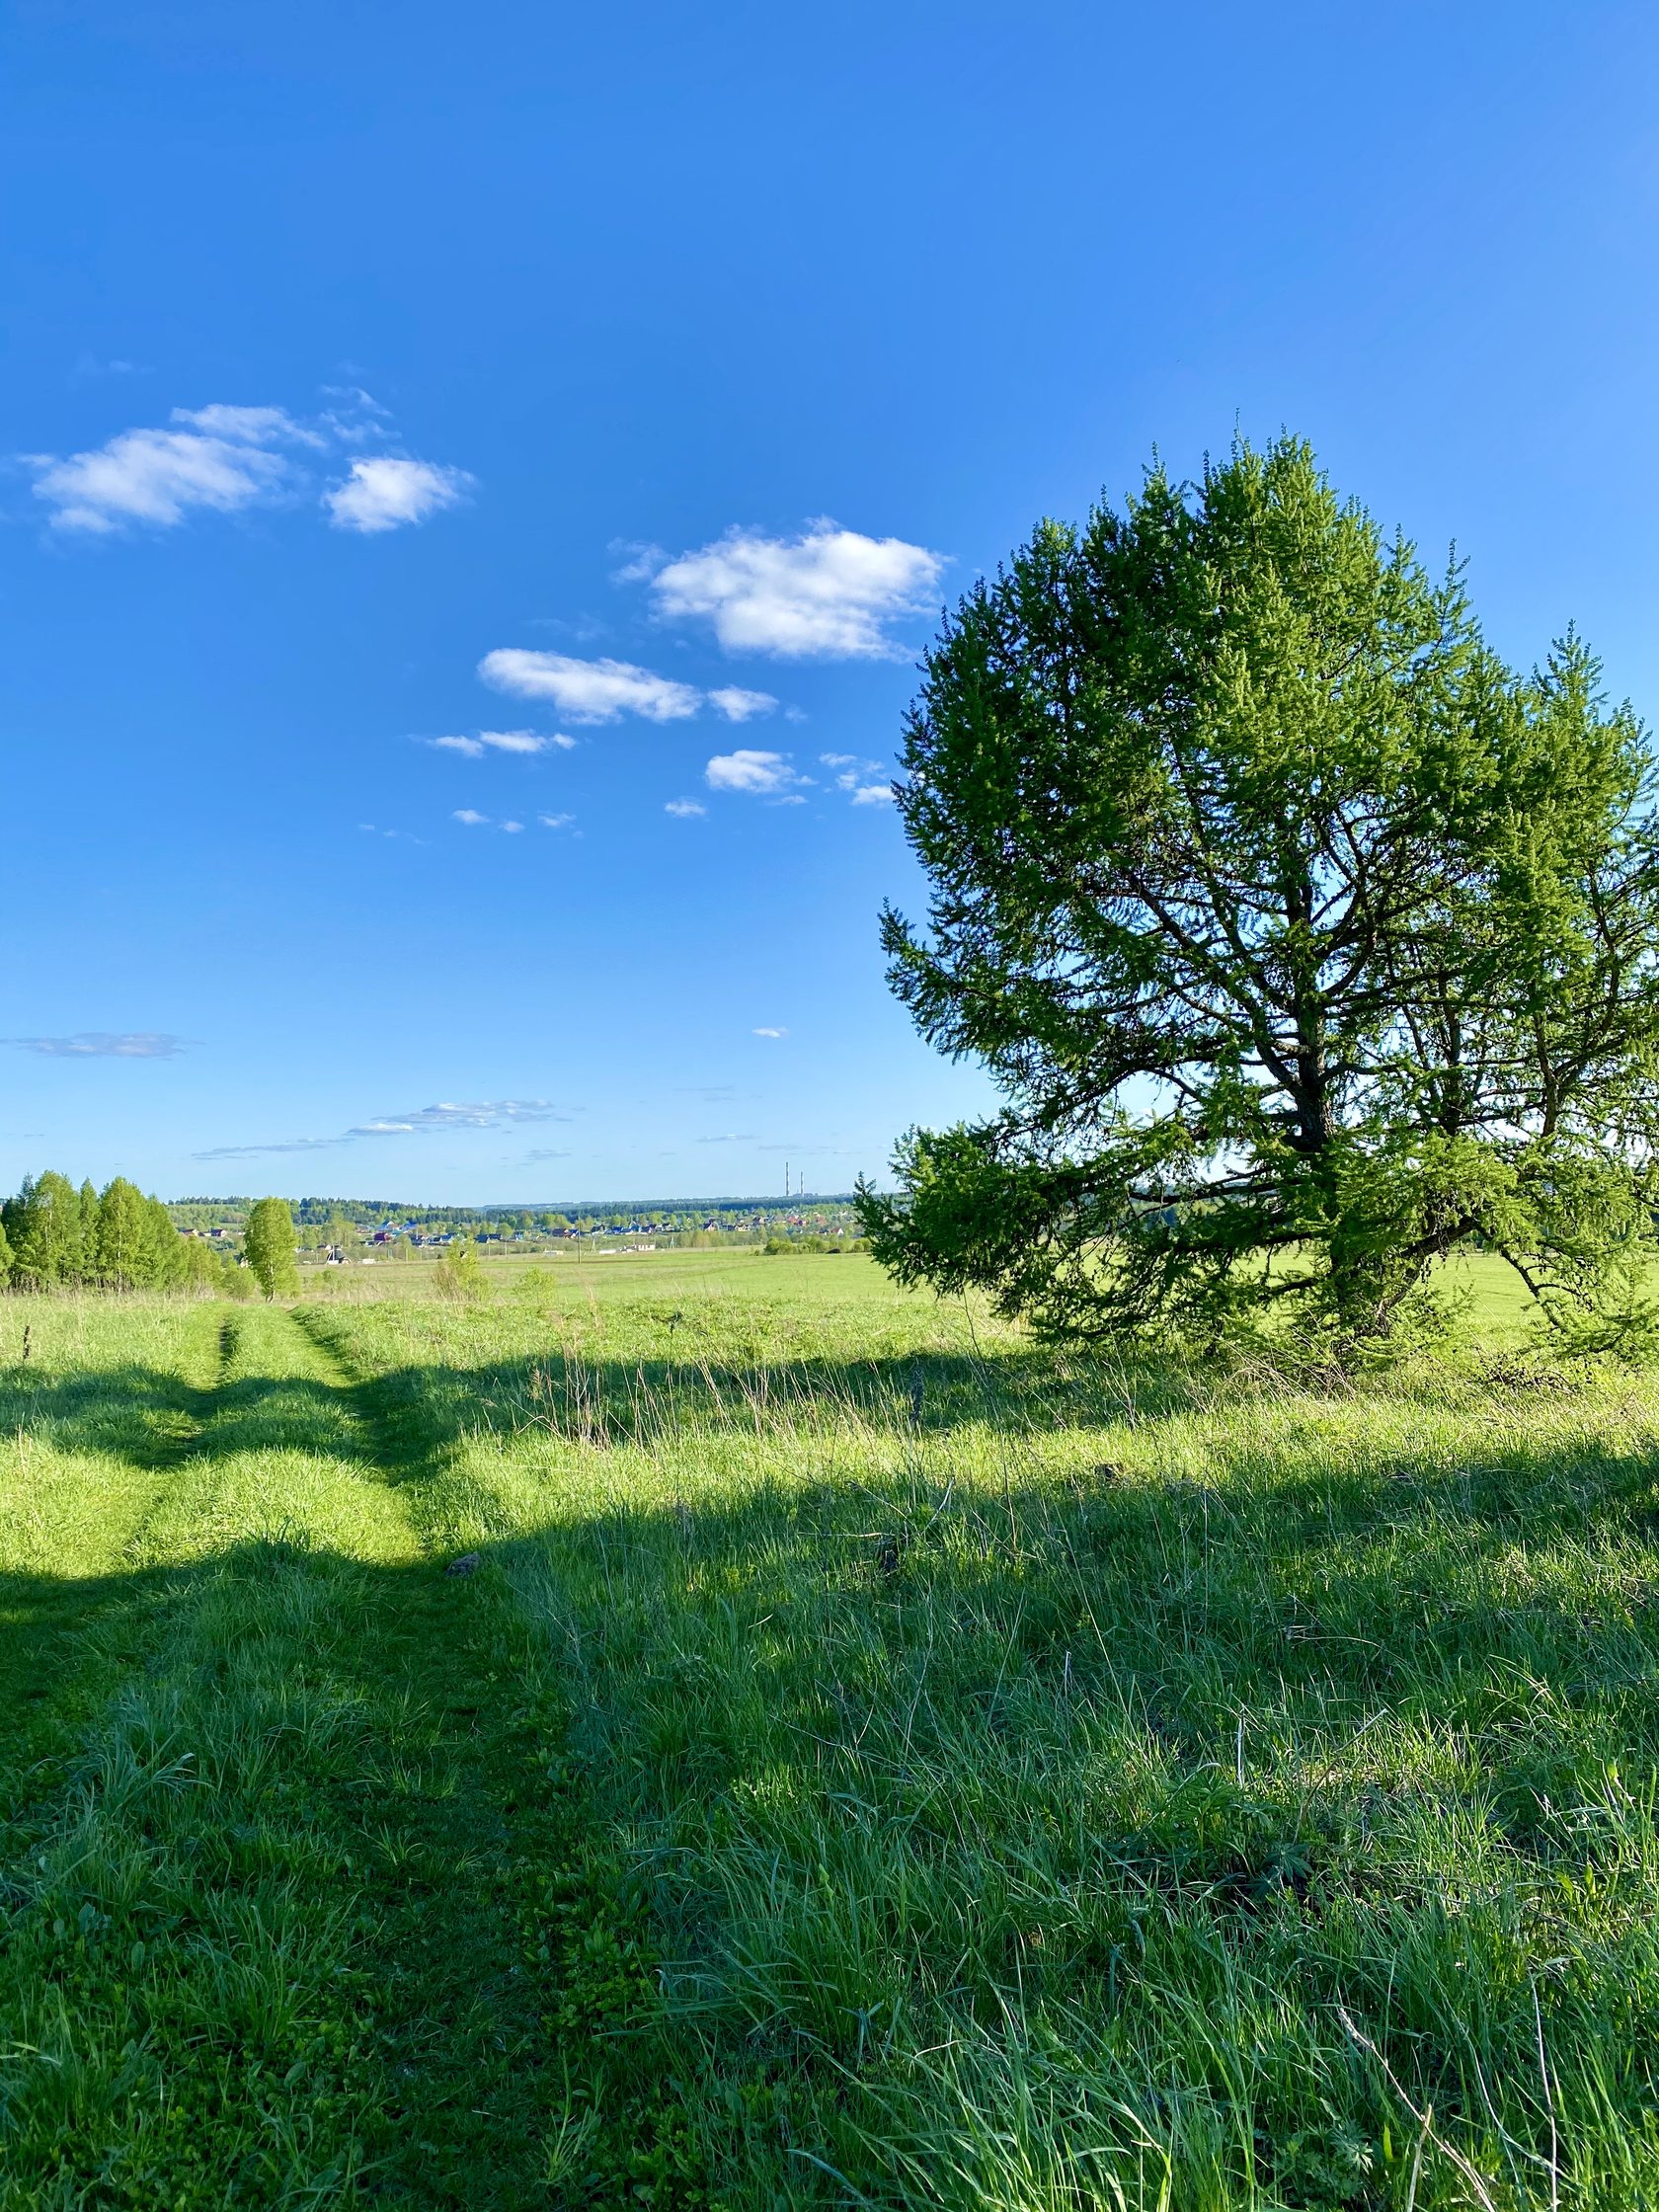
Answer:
[
  {"xmin": 0, "ymin": 1171, "xmax": 245, "ymax": 1295},
  {"xmin": 168, "ymin": 1196, "xmax": 858, "ymax": 1239}
]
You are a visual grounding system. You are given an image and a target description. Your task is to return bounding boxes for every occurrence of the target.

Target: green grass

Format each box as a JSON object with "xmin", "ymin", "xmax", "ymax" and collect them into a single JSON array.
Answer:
[{"xmin": 4, "ymin": 1264, "xmax": 1659, "ymax": 2207}]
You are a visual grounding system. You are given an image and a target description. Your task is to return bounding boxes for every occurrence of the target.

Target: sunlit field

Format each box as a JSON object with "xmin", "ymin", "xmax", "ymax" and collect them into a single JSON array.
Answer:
[{"xmin": 4, "ymin": 1255, "xmax": 1659, "ymax": 2207}]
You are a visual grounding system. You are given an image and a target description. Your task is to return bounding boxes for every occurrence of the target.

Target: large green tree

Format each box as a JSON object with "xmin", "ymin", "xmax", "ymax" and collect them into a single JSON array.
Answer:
[
  {"xmin": 858, "ymin": 437, "xmax": 1659, "ymax": 1350},
  {"xmin": 7, "ymin": 1171, "xmax": 87, "ymax": 1289},
  {"xmin": 243, "ymin": 1197, "xmax": 298, "ymax": 1300},
  {"xmin": 93, "ymin": 1177, "xmax": 152, "ymax": 1289}
]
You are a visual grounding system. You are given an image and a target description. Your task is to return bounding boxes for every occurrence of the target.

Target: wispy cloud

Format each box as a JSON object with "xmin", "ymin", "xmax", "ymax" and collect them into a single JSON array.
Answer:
[
  {"xmin": 752, "ymin": 1026, "xmax": 788, "ymax": 1039},
  {"xmin": 821, "ymin": 752, "xmax": 895, "ymax": 806},
  {"xmin": 665, "ymin": 798, "xmax": 706, "ymax": 819},
  {"xmin": 538, "ymin": 812, "xmax": 576, "ymax": 830},
  {"xmin": 9, "ymin": 1030, "xmax": 193, "ymax": 1058},
  {"xmin": 350, "ymin": 1100, "xmax": 571, "ymax": 1134},
  {"xmin": 176, "ymin": 403, "xmax": 324, "ymax": 446},
  {"xmin": 24, "ymin": 394, "xmax": 469, "ymax": 538},
  {"xmin": 325, "ymin": 454, "xmax": 474, "ymax": 533},
  {"xmin": 426, "ymin": 729, "xmax": 574, "ymax": 758},
  {"xmin": 194, "ymin": 1136, "xmax": 353, "ymax": 1160},
  {"xmin": 479, "ymin": 649, "xmax": 702, "ymax": 724},
  {"xmin": 28, "ymin": 414, "xmax": 300, "ymax": 533},
  {"xmin": 707, "ymin": 686, "xmax": 778, "ymax": 722},
  {"xmin": 197, "ymin": 1097, "xmax": 572, "ymax": 1162},
  {"xmin": 452, "ymin": 808, "xmax": 489, "ymax": 825},
  {"xmin": 480, "ymin": 652, "xmax": 783, "ymax": 726},
  {"xmin": 71, "ymin": 352, "xmax": 147, "ymax": 382},
  {"xmin": 318, "ymin": 386, "xmax": 393, "ymax": 441},
  {"xmin": 696, "ymin": 1133, "xmax": 758, "ymax": 1144},
  {"xmin": 641, "ymin": 520, "xmax": 947, "ymax": 658},
  {"xmin": 705, "ymin": 749, "xmax": 811, "ymax": 798}
]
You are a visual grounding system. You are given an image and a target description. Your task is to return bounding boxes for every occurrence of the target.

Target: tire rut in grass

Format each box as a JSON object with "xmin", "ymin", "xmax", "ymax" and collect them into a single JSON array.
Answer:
[
  {"xmin": 276, "ymin": 1309, "xmax": 579, "ymax": 2208},
  {"xmin": 287, "ymin": 1305, "xmax": 706, "ymax": 2211}
]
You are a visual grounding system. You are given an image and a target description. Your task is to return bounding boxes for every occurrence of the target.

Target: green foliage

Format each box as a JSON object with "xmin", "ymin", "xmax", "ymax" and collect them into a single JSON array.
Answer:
[
  {"xmin": 0, "ymin": 1170, "xmax": 210, "ymax": 1295},
  {"xmin": 863, "ymin": 434, "xmax": 1659, "ymax": 1354},
  {"xmin": 762, "ymin": 1233, "xmax": 868, "ymax": 1254},
  {"xmin": 91, "ymin": 1176, "xmax": 150, "ymax": 1289},
  {"xmin": 77, "ymin": 1177, "xmax": 98, "ymax": 1252},
  {"xmin": 6, "ymin": 1171, "xmax": 86, "ymax": 1288},
  {"xmin": 434, "ymin": 1235, "xmax": 486, "ymax": 1301},
  {"xmin": 242, "ymin": 1197, "xmax": 299, "ymax": 1300}
]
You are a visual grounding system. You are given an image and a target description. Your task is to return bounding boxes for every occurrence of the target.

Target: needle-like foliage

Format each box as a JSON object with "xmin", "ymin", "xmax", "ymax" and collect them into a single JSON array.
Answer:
[{"xmin": 860, "ymin": 436, "xmax": 1659, "ymax": 1350}]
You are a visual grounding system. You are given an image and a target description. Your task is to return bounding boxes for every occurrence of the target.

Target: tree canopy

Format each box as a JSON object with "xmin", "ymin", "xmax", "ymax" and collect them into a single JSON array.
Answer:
[
  {"xmin": 243, "ymin": 1198, "xmax": 299, "ymax": 1300},
  {"xmin": 0, "ymin": 1171, "xmax": 234, "ymax": 1294},
  {"xmin": 858, "ymin": 436, "xmax": 1659, "ymax": 1352}
]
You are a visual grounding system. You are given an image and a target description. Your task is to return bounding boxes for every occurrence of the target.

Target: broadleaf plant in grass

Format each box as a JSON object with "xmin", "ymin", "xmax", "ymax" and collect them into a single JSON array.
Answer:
[{"xmin": 859, "ymin": 435, "xmax": 1659, "ymax": 1351}]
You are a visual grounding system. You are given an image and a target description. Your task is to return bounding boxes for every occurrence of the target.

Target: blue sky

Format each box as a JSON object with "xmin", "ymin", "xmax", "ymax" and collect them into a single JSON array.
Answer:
[{"xmin": 3, "ymin": 1, "xmax": 1657, "ymax": 1204}]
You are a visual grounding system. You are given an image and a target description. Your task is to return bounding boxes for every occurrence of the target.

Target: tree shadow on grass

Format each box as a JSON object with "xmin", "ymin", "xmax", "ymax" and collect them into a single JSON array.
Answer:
[
  {"xmin": 5, "ymin": 1321, "xmax": 1656, "ymax": 1846},
  {"xmin": 9, "ymin": 1331, "xmax": 1655, "ymax": 1838},
  {"xmin": 5, "ymin": 1330, "xmax": 1659, "ymax": 2207}
]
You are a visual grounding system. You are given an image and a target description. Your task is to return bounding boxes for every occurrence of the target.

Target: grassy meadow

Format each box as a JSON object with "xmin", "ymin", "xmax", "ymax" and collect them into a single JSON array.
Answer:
[{"xmin": 4, "ymin": 1253, "xmax": 1659, "ymax": 2207}]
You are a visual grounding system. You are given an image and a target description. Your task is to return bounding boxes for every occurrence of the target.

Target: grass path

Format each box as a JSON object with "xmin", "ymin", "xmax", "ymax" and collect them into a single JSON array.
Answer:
[{"xmin": 0, "ymin": 1303, "xmax": 642, "ymax": 2209}]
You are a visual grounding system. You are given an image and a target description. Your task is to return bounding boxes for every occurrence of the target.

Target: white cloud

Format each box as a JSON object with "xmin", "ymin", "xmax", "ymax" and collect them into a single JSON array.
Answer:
[
  {"xmin": 325, "ymin": 454, "xmax": 473, "ymax": 533},
  {"xmin": 752, "ymin": 1026, "xmax": 788, "ymax": 1039},
  {"xmin": 427, "ymin": 728, "xmax": 575, "ymax": 758},
  {"xmin": 704, "ymin": 749, "xmax": 811, "ymax": 796},
  {"xmin": 849, "ymin": 782, "xmax": 894, "ymax": 806},
  {"xmin": 646, "ymin": 519, "xmax": 947, "ymax": 658},
  {"xmin": 538, "ymin": 812, "xmax": 576, "ymax": 830},
  {"xmin": 697, "ymin": 1133, "xmax": 758, "ymax": 1144},
  {"xmin": 173, "ymin": 403, "xmax": 321, "ymax": 446},
  {"xmin": 480, "ymin": 729, "xmax": 555, "ymax": 754},
  {"xmin": 452, "ymin": 808, "xmax": 488, "ymax": 825},
  {"xmin": 480, "ymin": 649, "xmax": 701, "ymax": 724},
  {"xmin": 9, "ymin": 1030, "xmax": 192, "ymax": 1058},
  {"xmin": 501, "ymin": 819, "xmax": 524, "ymax": 833},
  {"xmin": 25, "ymin": 396, "xmax": 470, "ymax": 539},
  {"xmin": 608, "ymin": 539, "xmax": 665, "ymax": 584},
  {"xmin": 708, "ymin": 685, "xmax": 778, "ymax": 723},
  {"xmin": 31, "ymin": 422, "xmax": 294, "ymax": 533},
  {"xmin": 665, "ymin": 799, "xmax": 706, "ymax": 819},
  {"xmin": 354, "ymin": 1100, "xmax": 568, "ymax": 1133}
]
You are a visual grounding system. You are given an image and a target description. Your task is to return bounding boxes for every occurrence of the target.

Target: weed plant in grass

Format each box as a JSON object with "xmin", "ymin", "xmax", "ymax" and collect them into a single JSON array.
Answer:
[{"xmin": 4, "ymin": 1272, "xmax": 1659, "ymax": 2207}]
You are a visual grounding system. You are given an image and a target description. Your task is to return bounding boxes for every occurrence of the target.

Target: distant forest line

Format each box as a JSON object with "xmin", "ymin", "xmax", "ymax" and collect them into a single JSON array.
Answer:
[{"xmin": 169, "ymin": 1195, "xmax": 859, "ymax": 1235}]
